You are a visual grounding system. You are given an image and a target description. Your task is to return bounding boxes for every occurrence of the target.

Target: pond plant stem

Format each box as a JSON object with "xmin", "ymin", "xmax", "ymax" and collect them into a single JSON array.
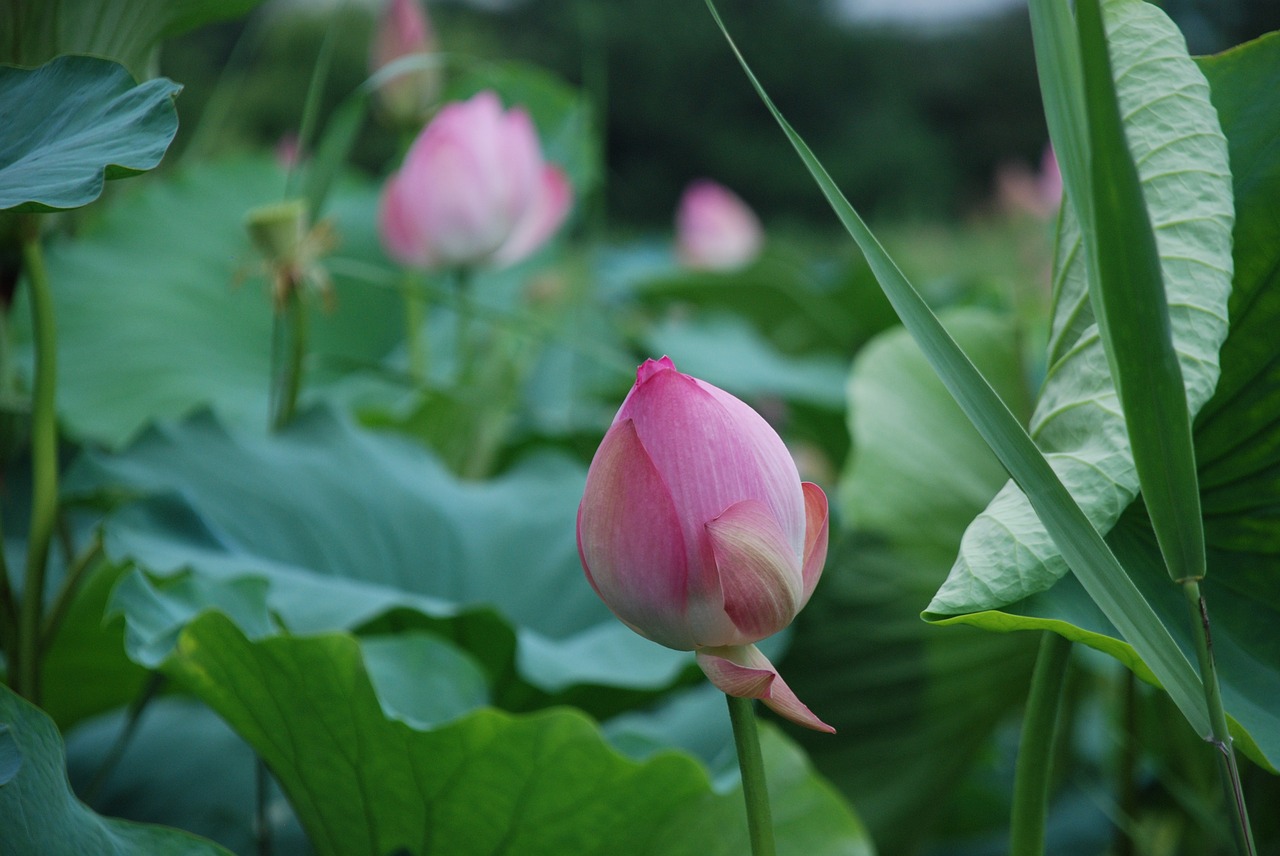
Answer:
[
  {"xmin": 726, "ymin": 694, "xmax": 776, "ymax": 856},
  {"xmin": 270, "ymin": 291, "xmax": 309, "ymax": 432},
  {"xmin": 1010, "ymin": 631, "xmax": 1072, "ymax": 856},
  {"xmin": 15, "ymin": 222, "xmax": 58, "ymax": 703},
  {"xmin": 1182, "ymin": 580, "xmax": 1255, "ymax": 856}
]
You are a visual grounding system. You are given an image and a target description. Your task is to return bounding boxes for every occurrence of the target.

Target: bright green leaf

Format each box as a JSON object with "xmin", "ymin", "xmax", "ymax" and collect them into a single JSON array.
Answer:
[
  {"xmin": 0, "ymin": 56, "xmax": 179, "ymax": 212},
  {"xmin": 0, "ymin": 684, "xmax": 233, "ymax": 855},
  {"xmin": 151, "ymin": 612, "xmax": 870, "ymax": 856},
  {"xmin": 932, "ymin": 0, "xmax": 1233, "ymax": 612}
]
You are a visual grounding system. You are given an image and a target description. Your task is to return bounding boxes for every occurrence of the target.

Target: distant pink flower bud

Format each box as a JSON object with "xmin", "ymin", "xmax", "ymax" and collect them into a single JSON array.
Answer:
[
  {"xmin": 378, "ymin": 91, "xmax": 572, "ymax": 270},
  {"xmin": 577, "ymin": 356, "xmax": 832, "ymax": 732},
  {"xmin": 995, "ymin": 143, "xmax": 1062, "ymax": 219},
  {"xmin": 370, "ymin": 0, "xmax": 441, "ymax": 124},
  {"xmin": 675, "ymin": 180, "xmax": 764, "ymax": 271}
]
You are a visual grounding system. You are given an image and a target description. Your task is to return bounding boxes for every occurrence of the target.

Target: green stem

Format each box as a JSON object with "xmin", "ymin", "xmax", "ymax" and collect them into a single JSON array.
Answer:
[
  {"xmin": 1182, "ymin": 580, "xmax": 1255, "ymax": 856},
  {"xmin": 15, "ymin": 224, "xmax": 58, "ymax": 702},
  {"xmin": 402, "ymin": 271, "xmax": 428, "ymax": 384},
  {"xmin": 85, "ymin": 673, "xmax": 167, "ymax": 803},
  {"xmin": 1010, "ymin": 632, "xmax": 1072, "ymax": 856},
  {"xmin": 725, "ymin": 694, "xmax": 776, "ymax": 856},
  {"xmin": 270, "ymin": 291, "xmax": 309, "ymax": 432},
  {"xmin": 39, "ymin": 529, "xmax": 104, "ymax": 649},
  {"xmin": 452, "ymin": 267, "xmax": 475, "ymax": 385}
]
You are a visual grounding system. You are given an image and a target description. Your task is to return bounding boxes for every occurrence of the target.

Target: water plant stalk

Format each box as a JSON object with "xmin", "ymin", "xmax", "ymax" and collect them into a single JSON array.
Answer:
[
  {"xmin": 270, "ymin": 291, "xmax": 309, "ymax": 432},
  {"xmin": 15, "ymin": 222, "xmax": 58, "ymax": 702},
  {"xmin": 1010, "ymin": 632, "xmax": 1072, "ymax": 856},
  {"xmin": 40, "ymin": 529, "xmax": 104, "ymax": 649},
  {"xmin": 726, "ymin": 694, "xmax": 776, "ymax": 856},
  {"xmin": 1183, "ymin": 581, "xmax": 1255, "ymax": 855}
]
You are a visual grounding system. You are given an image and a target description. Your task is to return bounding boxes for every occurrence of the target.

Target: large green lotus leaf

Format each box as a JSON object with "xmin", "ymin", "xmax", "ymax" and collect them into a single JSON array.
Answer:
[
  {"xmin": 10, "ymin": 157, "xmax": 404, "ymax": 447},
  {"xmin": 0, "ymin": 685, "xmax": 233, "ymax": 855},
  {"xmin": 65, "ymin": 700, "xmax": 310, "ymax": 855},
  {"xmin": 142, "ymin": 610, "xmax": 870, "ymax": 856},
  {"xmin": 930, "ymin": 30, "xmax": 1280, "ymax": 773},
  {"xmin": 69, "ymin": 407, "xmax": 691, "ymax": 710},
  {"xmin": 929, "ymin": 0, "xmax": 1233, "ymax": 613},
  {"xmin": 0, "ymin": 56, "xmax": 179, "ymax": 212},
  {"xmin": 775, "ymin": 311, "xmax": 1038, "ymax": 851},
  {"xmin": 0, "ymin": 0, "xmax": 266, "ymax": 78}
]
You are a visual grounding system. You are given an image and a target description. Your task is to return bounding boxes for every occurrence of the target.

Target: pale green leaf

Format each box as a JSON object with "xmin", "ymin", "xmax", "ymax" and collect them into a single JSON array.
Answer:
[{"xmin": 931, "ymin": 0, "xmax": 1233, "ymax": 613}]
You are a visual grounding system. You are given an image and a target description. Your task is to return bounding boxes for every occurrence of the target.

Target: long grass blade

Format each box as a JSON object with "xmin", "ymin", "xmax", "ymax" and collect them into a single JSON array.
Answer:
[{"xmin": 701, "ymin": 0, "xmax": 1209, "ymax": 736}]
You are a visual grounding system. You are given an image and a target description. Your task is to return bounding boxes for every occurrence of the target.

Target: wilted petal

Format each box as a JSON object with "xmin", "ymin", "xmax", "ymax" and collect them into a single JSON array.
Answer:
[
  {"xmin": 696, "ymin": 644, "xmax": 834, "ymax": 734},
  {"xmin": 707, "ymin": 499, "xmax": 801, "ymax": 640},
  {"xmin": 577, "ymin": 419, "xmax": 694, "ymax": 650},
  {"xmin": 798, "ymin": 482, "xmax": 829, "ymax": 609}
]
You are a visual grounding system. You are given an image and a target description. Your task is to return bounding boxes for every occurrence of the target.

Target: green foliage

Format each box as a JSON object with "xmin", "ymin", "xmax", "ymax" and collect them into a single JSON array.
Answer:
[
  {"xmin": 103, "ymin": 608, "xmax": 871, "ymax": 856},
  {"xmin": 931, "ymin": 0, "xmax": 1234, "ymax": 614},
  {"xmin": 927, "ymin": 12, "xmax": 1280, "ymax": 775},
  {"xmin": 0, "ymin": 684, "xmax": 233, "ymax": 855},
  {"xmin": 782, "ymin": 311, "xmax": 1041, "ymax": 851},
  {"xmin": 0, "ymin": 56, "xmax": 180, "ymax": 212},
  {"xmin": 0, "ymin": 0, "xmax": 267, "ymax": 78}
]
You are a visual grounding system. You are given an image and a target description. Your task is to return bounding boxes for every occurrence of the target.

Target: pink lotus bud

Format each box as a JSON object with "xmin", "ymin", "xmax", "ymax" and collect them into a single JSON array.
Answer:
[
  {"xmin": 577, "ymin": 356, "xmax": 833, "ymax": 732},
  {"xmin": 675, "ymin": 180, "xmax": 764, "ymax": 271},
  {"xmin": 378, "ymin": 90, "xmax": 572, "ymax": 270},
  {"xmin": 370, "ymin": 0, "xmax": 441, "ymax": 124}
]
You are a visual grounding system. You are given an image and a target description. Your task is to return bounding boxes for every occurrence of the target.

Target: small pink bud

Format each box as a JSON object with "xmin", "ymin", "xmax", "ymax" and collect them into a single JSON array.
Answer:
[
  {"xmin": 378, "ymin": 91, "xmax": 572, "ymax": 270},
  {"xmin": 675, "ymin": 180, "xmax": 764, "ymax": 271},
  {"xmin": 370, "ymin": 0, "xmax": 441, "ymax": 125},
  {"xmin": 577, "ymin": 356, "xmax": 832, "ymax": 732}
]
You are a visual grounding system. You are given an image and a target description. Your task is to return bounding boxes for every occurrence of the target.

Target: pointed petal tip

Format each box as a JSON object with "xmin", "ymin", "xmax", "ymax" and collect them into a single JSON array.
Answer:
[{"xmin": 696, "ymin": 644, "xmax": 834, "ymax": 735}]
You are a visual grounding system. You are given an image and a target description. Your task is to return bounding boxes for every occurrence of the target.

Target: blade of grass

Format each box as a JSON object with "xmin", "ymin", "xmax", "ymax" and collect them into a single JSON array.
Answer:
[
  {"xmin": 1027, "ymin": 0, "xmax": 1089, "ymax": 228},
  {"xmin": 1075, "ymin": 3, "xmax": 1252, "ymax": 850},
  {"xmin": 1076, "ymin": 0, "xmax": 1204, "ymax": 586},
  {"xmin": 702, "ymin": 0, "xmax": 1209, "ymax": 738}
]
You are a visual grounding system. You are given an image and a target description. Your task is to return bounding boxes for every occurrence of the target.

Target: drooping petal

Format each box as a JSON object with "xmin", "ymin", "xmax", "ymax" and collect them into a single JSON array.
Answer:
[
  {"xmin": 577, "ymin": 419, "xmax": 695, "ymax": 650},
  {"xmin": 696, "ymin": 644, "xmax": 834, "ymax": 734},
  {"xmin": 706, "ymin": 499, "xmax": 801, "ymax": 641},
  {"xmin": 798, "ymin": 482, "xmax": 829, "ymax": 609}
]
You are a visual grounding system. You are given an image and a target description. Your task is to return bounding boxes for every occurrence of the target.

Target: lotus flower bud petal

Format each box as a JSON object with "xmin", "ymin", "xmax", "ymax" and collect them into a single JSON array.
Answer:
[
  {"xmin": 676, "ymin": 179, "xmax": 763, "ymax": 271},
  {"xmin": 370, "ymin": 0, "xmax": 441, "ymax": 125},
  {"xmin": 578, "ymin": 357, "xmax": 831, "ymax": 730},
  {"xmin": 697, "ymin": 644, "xmax": 835, "ymax": 733},
  {"xmin": 378, "ymin": 90, "xmax": 571, "ymax": 270},
  {"xmin": 707, "ymin": 499, "xmax": 801, "ymax": 640}
]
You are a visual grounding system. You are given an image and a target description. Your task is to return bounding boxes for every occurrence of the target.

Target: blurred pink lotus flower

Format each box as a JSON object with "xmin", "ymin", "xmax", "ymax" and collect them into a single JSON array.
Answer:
[
  {"xmin": 995, "ymin": 144, "xmax": 1063, "ymax": 219},
  {"xmin": 577, "ymin": 356, "xmax": 833, "ymax": 733},
  {"xmin": 676, "ymin": 179, "xmax": 764, "ymax": 271},
  {"xmin": 370, "ymin": 0, "xmax": 441, "ymax": 125},
  {"xmin": 378, "ymin": 91, "xmax": 572, "ymax": 270}
]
